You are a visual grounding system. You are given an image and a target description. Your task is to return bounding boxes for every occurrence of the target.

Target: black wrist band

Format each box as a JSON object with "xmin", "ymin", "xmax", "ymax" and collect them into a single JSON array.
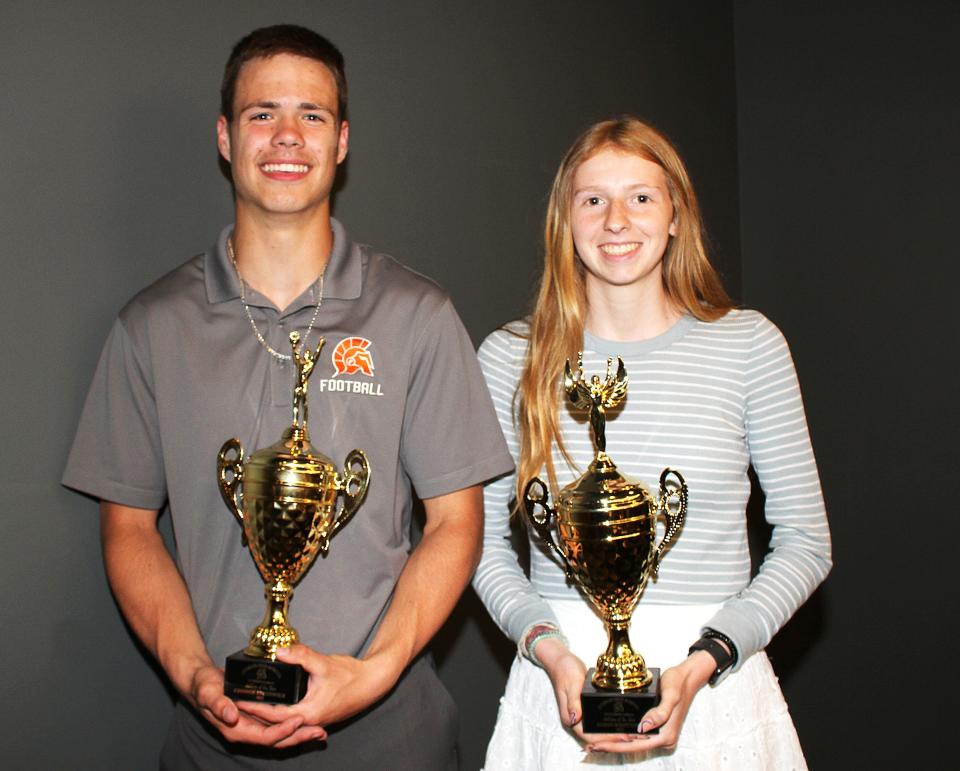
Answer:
[
  {"xmin": 688, "ymin": 636, "xmax": 735, "ymax": 685},
  {"xmin": 702, "ymin": 628, "xmax": 738, "ymax": 666}
]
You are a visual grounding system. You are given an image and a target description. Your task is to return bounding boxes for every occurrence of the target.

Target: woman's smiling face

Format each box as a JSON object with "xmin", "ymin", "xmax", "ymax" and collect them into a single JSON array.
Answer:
[{"xmin": 570, "ymin": 147, "xmax": 677, "ymax": 294}]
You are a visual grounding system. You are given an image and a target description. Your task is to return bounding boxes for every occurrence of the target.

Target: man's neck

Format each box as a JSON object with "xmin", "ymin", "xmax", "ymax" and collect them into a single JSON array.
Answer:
[{"xmin": 231, "ymin": 209, "xmax": 334, "ymax": 311}]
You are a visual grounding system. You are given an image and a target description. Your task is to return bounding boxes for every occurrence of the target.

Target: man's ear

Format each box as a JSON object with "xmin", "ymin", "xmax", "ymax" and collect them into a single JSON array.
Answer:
[
  {"xmin": 216, "ymin": 115, "xmax": 231, "ymax": 163},
  {"xmin": 336, "ymin": 120, "xmax": 349, "ymax": 165}
]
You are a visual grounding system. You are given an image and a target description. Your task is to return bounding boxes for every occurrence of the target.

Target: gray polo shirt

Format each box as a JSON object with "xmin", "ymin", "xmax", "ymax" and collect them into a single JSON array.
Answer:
[{"xmin": 63, "ymin": 219, "xmax": 513, "ymax": 666}]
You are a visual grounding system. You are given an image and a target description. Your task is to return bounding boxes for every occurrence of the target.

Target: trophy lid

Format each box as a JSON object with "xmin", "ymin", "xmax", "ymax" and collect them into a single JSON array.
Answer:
[
  {"xmin": 243, "ymin": 425, "xmax": 337, "ymax": 489},
  {"xmin": 557, "ymin": 453, "xmax": 654, "ymax": 524}
]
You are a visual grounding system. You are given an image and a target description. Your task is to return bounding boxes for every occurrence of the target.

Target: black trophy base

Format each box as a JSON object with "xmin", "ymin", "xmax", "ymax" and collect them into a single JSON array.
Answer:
[
  {"xmin": 224, "ymin": 650, "xmax": 308, "ymax": 705},
  {"xmin": 581, "ymin": 667, "xmax": 660, "ymax": 734}
]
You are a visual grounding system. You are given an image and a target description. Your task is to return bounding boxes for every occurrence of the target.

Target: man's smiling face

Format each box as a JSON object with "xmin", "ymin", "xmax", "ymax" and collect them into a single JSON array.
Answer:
[{"xmin": 216, "ymin": 53, "xmax": 349, "ymax": 220}]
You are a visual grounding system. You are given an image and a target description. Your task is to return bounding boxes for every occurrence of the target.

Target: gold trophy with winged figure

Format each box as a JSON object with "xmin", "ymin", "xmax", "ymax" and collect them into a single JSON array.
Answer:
[
  {"xmin": 217, "ymin": 331, "xmax": 371, "ymax": 704},
  {"xmin": 523, "ymin": 354, "xmax": 687, "ymax": 732}
]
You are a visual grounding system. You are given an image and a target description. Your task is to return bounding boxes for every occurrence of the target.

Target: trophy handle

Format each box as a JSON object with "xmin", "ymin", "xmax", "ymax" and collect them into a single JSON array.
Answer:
[
  {"xmin": 322, "ymin": 449, "xmax": 371, "ymax": 554},
  {"xmin": 652, "ymin": 467, "xmax": 688, "ymax": 579},
  {"xmin": 217, "ymin": 438, "xmax": 247, "ymax": 546},
  {"xmin": 522, "ymin": 477, "xmax": 575, "ymax": 580}
]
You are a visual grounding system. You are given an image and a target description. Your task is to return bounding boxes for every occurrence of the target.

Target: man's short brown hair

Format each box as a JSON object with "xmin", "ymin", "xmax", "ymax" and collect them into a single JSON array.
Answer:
[{"xmin": 220, "ymin": 24, "xmax": 347, "ymax": 122}]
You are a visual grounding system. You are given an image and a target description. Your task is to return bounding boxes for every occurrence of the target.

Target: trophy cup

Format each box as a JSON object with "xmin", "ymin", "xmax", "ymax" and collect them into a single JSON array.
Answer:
[
  {"xmin": 522, "ymin": 354, "xmax": 687, "ymax": 733},
  {"xmin": 216, "ymin": 331, "xmax": 371, "ymax": 704}
]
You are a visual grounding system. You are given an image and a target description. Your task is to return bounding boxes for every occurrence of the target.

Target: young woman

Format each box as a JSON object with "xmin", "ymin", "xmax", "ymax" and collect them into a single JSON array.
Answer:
[{"xmin": 474, "ymin": 117, "xmax": 831, "ymax": 769}]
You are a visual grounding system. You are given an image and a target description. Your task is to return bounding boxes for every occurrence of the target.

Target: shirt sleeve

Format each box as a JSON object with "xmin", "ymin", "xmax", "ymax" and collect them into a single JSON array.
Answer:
[
  {"xmin": 399, "ymin": 299, "xmax": 514, "ymax": 499},
  {"xmin": 61, "ymin": 314, "xmax": 168, "ymax": 510},
  {"xmin": 471, "ymin": 328, "xmax": 562, "ymax": 643},
  {"xmin": 703, "ymin": 314, "xmax": 832, "ymax": 674}
]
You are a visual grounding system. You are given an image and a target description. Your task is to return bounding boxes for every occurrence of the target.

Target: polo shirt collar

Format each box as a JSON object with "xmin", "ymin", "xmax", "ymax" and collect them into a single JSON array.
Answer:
[
  {"xmin": 205, "ymin": 217, "xmax": 362, "ymax": 305},
  {"xmin": 324, "ymin": 218, "xmax": 363, "ymax": 300}
]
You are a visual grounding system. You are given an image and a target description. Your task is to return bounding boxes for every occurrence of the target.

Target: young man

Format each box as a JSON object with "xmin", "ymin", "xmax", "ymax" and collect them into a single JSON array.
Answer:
[{"xmin": 63, "ymin": 25, "xmax": 512, "ymax": 769}]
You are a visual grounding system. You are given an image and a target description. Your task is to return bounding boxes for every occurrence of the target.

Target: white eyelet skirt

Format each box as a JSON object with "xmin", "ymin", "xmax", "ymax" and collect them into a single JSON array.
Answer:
[{"xmin": 483, "ymin": 599, "xmax": 808, "ymax": 770}]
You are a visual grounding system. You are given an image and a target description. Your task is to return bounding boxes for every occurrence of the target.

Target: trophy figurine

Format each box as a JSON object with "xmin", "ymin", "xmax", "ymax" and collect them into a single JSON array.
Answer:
[
  {"xmin": 216, "ymin": 331, "xmax": 371, "ymax": 704},
  {"xmin": 523, "ymin": 354, "xmax": 687, "ymax": 732}
]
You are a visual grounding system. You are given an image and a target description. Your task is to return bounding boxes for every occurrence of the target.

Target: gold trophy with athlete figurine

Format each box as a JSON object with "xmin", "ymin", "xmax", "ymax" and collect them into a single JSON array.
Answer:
[
  {"xmin": 217, "ymin": 331, "xmax": 371, "ymax": 704},
  {"xmin": 523, "ymin": 354, "xmax": 687, "ymax": 732}
]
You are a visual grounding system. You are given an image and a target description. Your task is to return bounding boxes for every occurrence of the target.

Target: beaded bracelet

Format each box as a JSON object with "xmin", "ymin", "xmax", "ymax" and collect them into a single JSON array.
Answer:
[{"xmin": 519, "ymin": 622, "xmax": 569, "ymax": 668}]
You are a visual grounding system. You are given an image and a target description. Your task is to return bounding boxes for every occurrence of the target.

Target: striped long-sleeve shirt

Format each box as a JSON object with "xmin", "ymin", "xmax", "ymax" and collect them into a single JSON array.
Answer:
[{"xmin": 472, "ymin": 309, "xmax": 832, "ymax": 670}]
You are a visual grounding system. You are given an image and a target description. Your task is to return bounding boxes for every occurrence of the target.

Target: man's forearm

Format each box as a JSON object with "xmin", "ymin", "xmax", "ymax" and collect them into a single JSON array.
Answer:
[
  {"xmin": 100, "ymin": 501, "xmax": 213, "ymax": 699},
  {"xmin": 362, "ymin": 485, "xmax": 483, "ymax": 681}
]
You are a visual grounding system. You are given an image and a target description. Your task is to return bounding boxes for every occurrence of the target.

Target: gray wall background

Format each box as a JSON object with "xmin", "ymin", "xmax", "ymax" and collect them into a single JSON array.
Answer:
[
  {"xmin": 735, "ymin": 2, "xmax": 959, "ymax": 767},
  {"xmin": 1, "ymin": 1, "xmax": 954, "ymax": 769}
]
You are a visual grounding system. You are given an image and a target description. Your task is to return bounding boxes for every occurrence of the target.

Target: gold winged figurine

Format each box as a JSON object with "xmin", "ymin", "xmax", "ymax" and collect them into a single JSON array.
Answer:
[
  {"xmin": 563, "ymin": 353, "xmax": 628, "ymax": 455},
  {"xmin": 290, "ymin": 330, "xmax": 324, "ymax": 429}
]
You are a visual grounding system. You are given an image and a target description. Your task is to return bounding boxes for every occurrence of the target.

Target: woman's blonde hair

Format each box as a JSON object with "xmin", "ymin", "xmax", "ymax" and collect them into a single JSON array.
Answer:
[{"xmin": 515, "ymin": 116, "xmax": 734, "ymax": 503}]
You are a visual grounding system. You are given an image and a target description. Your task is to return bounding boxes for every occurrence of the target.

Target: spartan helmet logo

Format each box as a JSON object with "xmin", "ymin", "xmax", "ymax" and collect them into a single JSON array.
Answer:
[{"xmin": 331, "ymin": 336, "xmax": 375, "ymax": 377}]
